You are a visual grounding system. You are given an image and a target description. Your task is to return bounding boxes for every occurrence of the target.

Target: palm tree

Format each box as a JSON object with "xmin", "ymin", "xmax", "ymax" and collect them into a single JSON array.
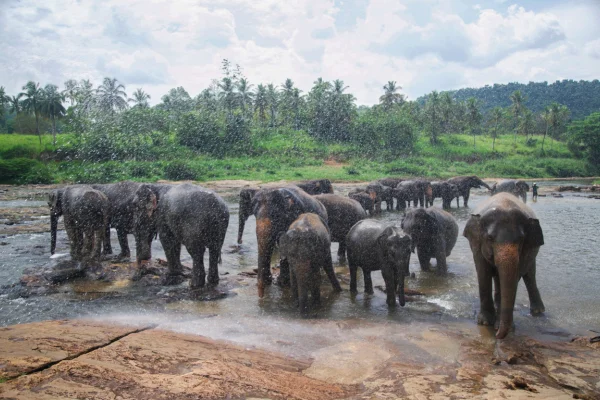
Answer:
[
  {"xmin": 41, "ymin": 84, "xmax": 66, "ymax": 146},
  {"xmin": 20, "ymin": 81, "xmax": 44, "ymax": 145},
  {"xmin": 425, "ymin": 91, "xmax": 442, "ymax": 144},
  {"xmin": 236, "ymin": 78, "xmax": 254, "ymax": 116},
  {"xmin": 548, "ymin": 103, "xmax": 570, "ymax": 150},
  {"xmin": 466, "ymin": 97, "xmax": 482, "ymax": 148},
  {"xmin": 128, "ymin": 88, "xmax": 151, "ymax": 108},
  {"xmin": 9, "ymin": 94, "xmax": 23, "ymax": 133},
  {"xmin": 379, "ymin": 81, "xmax": 405, "ymax": 110},
  {"xmin": 96, "ymin": 77, "xmax": 128, "ymax": 114},
  {"xmin": 254, "ymin": 84, "xmax": 268, "ymax": 126},
  {"xmin": 266, "ymin": 84, "xmax": 278, "ymax": 127},
  {"xmin": 520, "ymin": 110, "xmax": 535, "ymax": 142},
  {"xmin": 541, "ymin": 106, "xmax": 551, "ymax": 154},
  {"xmin": 63, "ymin": 79, "xmax": 79, "ymax": 106},
  {"xmin": 0, "ymin": 86, "xmax": 9, "ymax": 130},
  {"xmin": 218, "ymin": 77, "xmax": 236, "ymax": 115},
  {"xmin": 490, "ymin": 107, "xmax": 503, "ymax": 151},
  {"xmin": 509, "ymin": 90, "xmax": 525, "ymax": 144},
  {"xmin": 440, "ymin": 92, "xmax": 453, "ymax": 133}
]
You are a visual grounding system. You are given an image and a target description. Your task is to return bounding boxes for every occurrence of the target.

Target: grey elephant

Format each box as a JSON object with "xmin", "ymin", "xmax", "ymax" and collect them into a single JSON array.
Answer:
[
  {"xmin": 346, "ymin": 220, "xmax": 412, "ymax": 307},
  {"xmin": 380, "ymin": 185, "xmax": 394, "ymax": 211},
  {"xmin": 491, "ymin": 179, "xmax": 530, "ymax": 203},
  {"xmin": 313, "ymin": 194, "xmax": 366, "ymax": 259},
  {"xmin": 49, "ymin": 186, "xmax": 109, "ymax": 261},
  {"xmin": 348, "ymin": 191, "xmax": 375, "ymax": 215},
  {"xmin": 431, "ymin": 181, "xmax": 460, "ymax": 209},
  {"xmin": 366, "ymin": 182, "xmax": 385, "ymax": 214},
  {"xmin": 401, "ymin": 207, "xmax": 458, "ymax": 272},
  {"xmin": 377, "ymin": 177, "xmax": 404, "ymax": 189},
  {"xmin": 393, "ymin": 180, "xmax": 432, "ymax": 209},
  {"xmin": 446, "ymin": 176, "xmax": 492, "ymax": 207},
  {"xmin": 295, "ymin": 179, "xmax": 334, "ymax": 195},
  {"xmin": 155, "ymin": 184, "xmax": 229, "ymax": 289},
  {"xmin": 279, "ymin": 213, "xmax": 342, "ymax": 312},
  {"xmin": 463, "ymin": 192, "xmax": 545, "ymax": 339},
  {"xmin": 237, "ymin": 186, "xmax": 260, "ymax": 244}
]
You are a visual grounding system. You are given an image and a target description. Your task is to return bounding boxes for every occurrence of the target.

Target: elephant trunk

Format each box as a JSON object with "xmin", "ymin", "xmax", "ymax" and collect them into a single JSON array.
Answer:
[
  {"xmin": 494, "ymin": 243, "xmax": 520, "ymax": 339},
  {"xmin": 398, "ymin": 273, "xmax": 406, "ymax": 307},
  {"xmin": 50, "ymin": 213, "xmax": 58, "ymax": 255},
  {"xmin": 237, "ymin": 211, "xmax": 248, "ymax": 244},
  {"xmin": 478, "ymin": 179, "xmax": 492, "ymax": 191},
  {"xmin": 256, "ymin": 218, "xmax": 274, "ymax": 298}
]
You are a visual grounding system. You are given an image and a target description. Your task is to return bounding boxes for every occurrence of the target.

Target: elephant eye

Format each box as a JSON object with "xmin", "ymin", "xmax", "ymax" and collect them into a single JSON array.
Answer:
[{"xmin": 486, "ymin": 234, "xmax": 494, "ymax": 241}]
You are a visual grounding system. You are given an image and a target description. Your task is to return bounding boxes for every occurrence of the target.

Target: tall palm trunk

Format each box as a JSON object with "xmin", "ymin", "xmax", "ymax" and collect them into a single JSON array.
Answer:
[
  {"xmin": 541, "ymin": 121, "xmax": 549, "ymax": 154},
  {"xmin": 35, "ymin": 109, "xmax": 41, "ymax": 146},
  {"xmin": 52, "ymin": 115, "xmax": 57, "ymax": 146}
]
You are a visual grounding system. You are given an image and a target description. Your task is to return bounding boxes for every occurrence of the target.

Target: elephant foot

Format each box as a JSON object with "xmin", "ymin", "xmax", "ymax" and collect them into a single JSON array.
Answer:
[
  {"xmin": 386, "ymin": 298, "xmax": 397, "ymax": 307},
  {"xmin": 207, "ymin": 275, "xmax": 219, "ymax": 287},
  {"xmin": 276, "ymin": 275, "xmax": 291, "ymax": 287},
  {"xmin": 530, "ymin": 305, "xmax": 545, "ymax": 316},
  {"xmin": 365, "ymin": 288, "xmax": 374, "ymax": 295},
  {"xmin": 477, "ymin": 311, "xmax": 496, "ymax": 326},
  {"xmin": 164, "ymin": 272, "xmax": 186, "ymax": 285},
  {"xmin": 116, "ymin": 253, "xmax": 131, "ymax": 262}
]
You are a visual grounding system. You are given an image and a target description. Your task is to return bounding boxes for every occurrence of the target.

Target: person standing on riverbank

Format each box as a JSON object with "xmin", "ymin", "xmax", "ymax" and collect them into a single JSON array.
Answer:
[{"xmin": 532, "ymin": 183, "xmax": 538, "ymax": 201}]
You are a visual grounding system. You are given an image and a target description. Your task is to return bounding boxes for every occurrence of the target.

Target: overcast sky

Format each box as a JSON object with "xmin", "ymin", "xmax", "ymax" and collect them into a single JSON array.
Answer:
[{"xmin": 1, "ymin": 0, "xmax": 599, "ymax": 105}]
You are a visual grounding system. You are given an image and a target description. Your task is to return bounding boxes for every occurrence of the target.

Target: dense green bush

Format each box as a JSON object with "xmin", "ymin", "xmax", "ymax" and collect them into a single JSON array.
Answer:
[
  {"xmin": 0, "ymin": 144, "xmax": 37, "ymax": 159},
  {"xmin": 164, "ymin": 161, "xmax": 197, "ymax": 181},
  {"xmin": 0, "ymin": 158, "xmax": 43, "ymax": 183}
]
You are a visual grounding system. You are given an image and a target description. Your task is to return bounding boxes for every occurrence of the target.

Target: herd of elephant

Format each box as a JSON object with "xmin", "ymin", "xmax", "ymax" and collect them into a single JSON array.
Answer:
[{"xmin": 48, "ymin": 176, "xmax": 541, "ymax": 339}]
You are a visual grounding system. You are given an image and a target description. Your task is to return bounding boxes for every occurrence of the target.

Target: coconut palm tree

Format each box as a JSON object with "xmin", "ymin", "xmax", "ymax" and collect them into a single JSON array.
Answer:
[
  {"xmin": 9, "ymin": 94, "xmax": 23, "ymax": 133},
  {"xmin": 96, "ymin": 77, "xmax": 128, "ymax": 114},
  {"xmin": 254, "ymin": 84, "xmax": 268, "ymax": 126},
  {"xmin": 424, "ymin": 91, "xmax": 442, "ymax": 144},
  {"xmin": 266, "ymin": 83, "xmax": 278, "ymax": 127},
  {"xmin": 509, "ymin": 90, "xmax": 525, "ymax": 144},
  {"xmin": 467, "ymin": 97, "xmax": 482, "ymax": 148},
  {"xmin": 490, "ymin": 107, "xmax": 503, "ymax": 151},
  {"xmin": 41, "ymin": 84, "xmax": 66, "ymax": 146},
  {"xmin": 236, "ymin": 78, "xmax": 254, "ymax": 116},
  {"xmin": 0, "ymin": 86, "xmax": 9, "ymax": 130},
  {"xmin": 379, "ymin": 81, "xmax": 405, "ymax": 110},
  {"xmin": 128, "ymin": 88, "xmax": 151, "ymax": 108},
  {"xmin": 218, "ymin": 77, "xmax": 236, "ymax": 115},
  {"xmin": 20, "ymin": 81, "xmax": 44, "ymax": 144},
  {"xmin": 63, "ymin": 79, "xmax": 79, "ymax": 106}
]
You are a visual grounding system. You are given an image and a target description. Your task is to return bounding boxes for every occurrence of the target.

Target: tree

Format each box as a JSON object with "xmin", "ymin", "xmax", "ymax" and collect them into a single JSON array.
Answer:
[
  {"xmin": 466, "ymin": 97, "xmax": 482, "ymax": 147},
  {"xmin": 541, "ymin": 107, "xmax": 551, "ymax": 153},
  {"xmin": 236, "ymin": 78, "xmax": 254, "ymax": 117},
  {"xmin": 41, "ymin": 84, "xmax": 66, "ymax": 146},
  {"xmin": 0, "ymin": 86, "xmax": 9, "ymax": 131},
  {"xmin": 266, "ymin": 84, "xmax": 278, "ymax": 128},
  {"xmin": 128, "ymin": 88, "xmax": 151, "ymax": 108},
  {"xmin": 567, "ymin": 112, "xmax": 600, "ymax": 166},
  {"xmin": 254, "ymin": 84, "xmax": 268, "ymax": 127},
  {"xmin": 96, "ymin": 77, "xmax": 128, "ymax": 114},
  {"xmin": 20, "ymin": 81, "xmax": 44, "ymax": 145},
  {"xmin": 424, "ymin": 91, "xmax": 442, "ymax": 144},
  {"xmin": 63, "ymin": 79, "xmax": 79, "ymax": 106},
  {"xmin": 520, "ymin": 110, "xmax": 535, "ymax": 142},
  {"xmin": 8, "ymin": 94, "xmax": 23, "ymax": 133},
  {"xmin": 440, "ymin": 92, "xmax": 454, "ymax": 133},
  {"xmin": 196, "ymin": 88, "xmax": 218, "ymax": 113},
  {"xmin": 489, "ymin": 107, "xmax": 503, "ymax": 151},
  {"xmin": 379, "ymin": 81, "xmax": 405, "ymax": 110},
  {"xmin": 549, "ymin": 103, "xmax": 570, "ymax": 150},
  {"xmin": 218, "ymin": 77, "xmax": 236, "ymax": 115},
  {"xmin": 159, "ymin": 87, "xmax": 193, "ymax": 114},
  {"xmin": 279, "ymin": 78, "xmax": 296, "ymax": 127},
  {"xmin": 509, "ymin": 90, "xmax": 525, "ymax": 144}
]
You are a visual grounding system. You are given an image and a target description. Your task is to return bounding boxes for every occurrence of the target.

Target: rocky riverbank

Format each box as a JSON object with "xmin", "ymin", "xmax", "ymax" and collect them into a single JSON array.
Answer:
[{"xmin": 0, "ymin": 319, "xmax": 599, "ymax": 399}]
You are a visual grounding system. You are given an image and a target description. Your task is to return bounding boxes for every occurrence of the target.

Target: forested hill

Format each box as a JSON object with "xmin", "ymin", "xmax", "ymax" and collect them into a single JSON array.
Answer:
[{"xmin": 417, "ymin": 80, "xmax": 600, "ymax": 120}]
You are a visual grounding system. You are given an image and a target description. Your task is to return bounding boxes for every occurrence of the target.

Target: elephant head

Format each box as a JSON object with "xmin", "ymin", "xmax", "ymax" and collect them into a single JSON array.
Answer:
[
  {"xmin": 401, "ymin": 208, "xmax": 440, "ymax": 253},
  {"xmin": 464, "ymin": 202, "xmax": 544, "ymax": 339},
  {"xmin": 132, "ymin": 184, "xmax": 158, "ymax": 262},
  {"xmin": 48, "ymin": 189, "xmax": 64, "ymax": 255},
  {"xmin": 317, "ymin": 179, "xmax": 334, "ymax": 194},
  {"xmin": 467, "ymin": 176, "xmax": 492, "ymax": 190},
  {"xmin": 376, "ymin": 227, "xmax": 411, "ymax": 306}
]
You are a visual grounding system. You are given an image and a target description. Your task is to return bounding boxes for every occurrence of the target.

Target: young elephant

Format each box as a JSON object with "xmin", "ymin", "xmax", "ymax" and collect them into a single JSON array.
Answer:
[
  {"xmin": 401, "ymin": 207, "xmax": 458, "ymax": 272},
  {"xmin": 491, "ymin": 179, "xmax": 530, "ymax": 203},
  {"xmin": 463, "ymin": 192, "xmax": 545, "ymax": 339},
  {"xmin": 279, "ymin": 213, "xmax": 342, "ymax": 312},
  {"xmin": 348, "ymin": 191, "xmax": 375, "ymax": 215},
  {"xmin": 49, "ymin": 186, "xmax": 109, "ymax": 261},
  {"xmin": 346, "ymin": 220, "xmax": 412, "ymax": 307},
  {"xmin": 431, "ymin": 181, "xmax": 460, "ymax": 209}
]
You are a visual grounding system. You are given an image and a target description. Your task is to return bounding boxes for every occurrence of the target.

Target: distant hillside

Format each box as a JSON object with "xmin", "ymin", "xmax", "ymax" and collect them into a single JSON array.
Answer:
[{"xmin": 417, "ymin": 79, "xmax": 600, "ymax": 120}]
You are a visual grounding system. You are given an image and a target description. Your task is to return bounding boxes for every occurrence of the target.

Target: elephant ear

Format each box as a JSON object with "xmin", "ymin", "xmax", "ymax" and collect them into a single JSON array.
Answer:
[
  {"xmin": 146, "ymin": 191, "xmax": 158, "ymax": 218},
  {"xmin": 376, "ymin": 227, "xmax": 393, "ymax": 256},
  {"xmin": 279, "ymin": 188, "xmax": 303, "ymax": 216},
  {"xmin": 463, "ymin": 214, "xmax": 481, "ymax": 242},
  {"xmin": 524, "ymin": 218, "xmax": 544, "ymax": 248}
]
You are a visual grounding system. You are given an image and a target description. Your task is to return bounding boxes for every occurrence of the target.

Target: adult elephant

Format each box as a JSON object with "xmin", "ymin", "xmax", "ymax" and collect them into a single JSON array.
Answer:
[
  {"xmin": 491, "ymin": 179, "xmax": 529, "ymax": 203},
  {"xmin": 295, "ymin": 179, "xmax": 334, "ymax": 195},
  {"xmin": 463, "ymin": 192, "xmax": 545, "ymax": 339},
  {"xmin": 156, "ymin": 184, "xmax": 229, "ymax": 289},
  {"xmin": 401, "ymin": 207, "xmax": 458, "ymax": 272},
  {"xmin": 391, "ymin": 182, "xmax": 413, "ymax": 210},
  {"xmin": 313, "ymin": 194, "xmax": 366, "ymax": 259},
  {"xmin": 431, "ymin": 181, "xmax": 460, "ymax": 209},
  {"xmin": 252, "ymin": 185, "xmax": 328, "ymax": 297},
  {"xmin": 446, "ymin": 176, "xmax": 491, "ymax": 207},
  {"xmin": 378, "ymin": 177, "xmax": 404, "ymax": 189},
  {"xmin": 366, "ymin": 182, "xmax": 385, "ymax": 213},
  {"xmin": 237, "ymin": 186, "xmax": 260, "ymax": 244},
  {"xmin": 49, "ymin": 186, "xmax": 109, "ymax": 261},
  {"xmin": 348, "ymin": 191, "xmax": 375, "ymax": 215},
  {"xmin": 380, "ymin": 185, "xmax": 394, "ymax": 211}
]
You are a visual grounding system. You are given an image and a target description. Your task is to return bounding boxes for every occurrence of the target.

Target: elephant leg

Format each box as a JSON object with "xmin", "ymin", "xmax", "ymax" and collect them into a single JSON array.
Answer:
[
  {"xmin": 463, "ymin": 191, "xmax": 470, "ymax": 207},
  {"xmin": 493, "ymin": 272, "xmax": 501, "ymax": 317},
  {"xmin": 381, "ymin": 267, "xmax": 396, "ymax": 307},
  {"xmin": 299, "ymin": 281, "xmax": 310, "ymax": 313},
  {"xmin": 474, "ymin": 253, "xmax": 496, "ymax": 326},
  {"xmin": 290, "ymin": 266, "xmax": 299, "ymax": 307},
  {"xmin": 189, "ymin": 246, "xmax": 206, "ymax": 290},
  {"xmin": 364, "ymin": 270, "xmax": 374, "ymax": 294},
  {"xmin": 456, "ymin": 196, "xmax": 460, "ymax": 208},
  {"xmin": 82, "ymin": 227, "xmax": 94, "ymax": 260},
  {"xmin": 93, "ymin": 226, "xmax": 104, "ymax": 259},
  {"xmin": 207, "ymin": 246, "xmax": 221, "ymax": 286},
  {"xmin": 523, "ymin": 264, "xmax": 545, "ymax": 315},
  {"xmin": 322, "ymin": 251, "xmax": 341, "ymax": 292},
  {"xmin": 103, "ymin": 221, "xmax": 113, "ymax": 255},
  {"xmin": 159, "ymin": 227, "xmax": 184, "ymax": 283},
  {"xmin": 337, "ymin": 240, "xmax": 346, "ymax": 260},
  {"xmin": 278, "ymin": 258, "xmax": 291, "ymax": 287},
  {"xmin": 116, "ymin": 228, "xmax": 130, "ymax": 259},
  {"xmin": 66, "ymin": 224, "xmax": 81, "ymax": 260},
  {"xmin": 311, "ymin": 267, "xmax": 321, "ymax": 306},
  {"xmin": 522, "ymin": 192, "xmax": 527, "ymax": 203},
  {"xmin": 417, "ymin": 247, "xmax": 431, "ymax": 271},
  {"xmin": 434, "ymin": 243, "xmax": 448, "ymax": 272},
  {"xmin": 349, "ymin": 261, "xmax": 358, "ymax": 293}
]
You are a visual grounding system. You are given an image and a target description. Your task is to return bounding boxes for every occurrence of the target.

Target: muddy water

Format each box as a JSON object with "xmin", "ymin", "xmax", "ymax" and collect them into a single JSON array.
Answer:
[{"xmin": 0, "ymin": 183, "xmax": 599, "ymax": 363}]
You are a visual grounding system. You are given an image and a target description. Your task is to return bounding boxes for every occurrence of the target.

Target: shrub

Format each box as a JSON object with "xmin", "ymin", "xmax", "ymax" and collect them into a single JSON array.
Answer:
[
  {"xmin": 164, "ymin": 161, "xmax": 197, "ymax": 181},
  {"xmin": 0, "ymin": 158, "xmax": 43, "ymax": 183},
  {"xmin": 0, "ymin": 144, "xmax": 37, "ymax": 159},
  {"xmin": 20, "ymin": 164, "xmax": 54, "ymax": 184}
]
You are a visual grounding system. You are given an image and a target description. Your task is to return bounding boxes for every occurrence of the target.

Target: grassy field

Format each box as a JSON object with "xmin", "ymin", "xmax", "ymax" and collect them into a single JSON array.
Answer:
[{"xmin": 0, "ymin": 132, "xmax": 595, "ymax": 184}]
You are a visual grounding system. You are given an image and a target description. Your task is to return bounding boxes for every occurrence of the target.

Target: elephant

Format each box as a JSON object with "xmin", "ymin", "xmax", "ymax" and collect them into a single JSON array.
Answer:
[
  {"xmin": 49, "ymin": 186, "xmax": 109, "ymax": 261},
  {"xmin": 463, "ymin": 192, "xmax": 545, "ymax": 339},
  {"xmin": 366, "ymin": 182, "xmax": 385, "ymax": 213},
  {"xmin": 131, "ymin": 183, "xmax": 174, "ymax": 263},
  {"xmin": 313, "ymin": 194, "xmax": 366, "ymax": 259},
  {"xmin": 446, "ymin": 176, "xmax": 492, "ymax": 207},
  {"xmin": 252, "ymin": 185, "xmax": 328, "ymax": 297},
  {"xmin": 380, "ymin": 185, "xmax": 394, "ymax": 211},
  {"xmin": 401, "ymin": 207, "xmax": 458, "ymax": 272},
  {"xmin": 346, "ymin": 220, "xmax": 412, "ymax": 307},
  {"xmin": 377, "ymin": 177, "xmax": 404, "ymax": 189},
  {"xmin": 431, "ymin": 181, "xmax": 460, "ymax": 209},
  {"xmin": 348, "ymin": 191, "xmax": 375, "ymax": 215},
  {"xmin": 392, "ymin": 180, "xmax": 432, "ymax": 209},
  {"xmin": 491, "ymin": 179, "xmax": 530, "ymax": 203},
  {"xmin": 279, "ymin": 213, "xmax": 342, "ymax": 312},
  {"xmin": 237, "ymin": 186, "xmax": 260, "ymax": 244},
  {"xmin": 155, "ymin": 183, "xmax": 229, "ymax": 289},
  {"xmin": 295, "ymin": 179, "xmax": 334, "ymax": 195}
]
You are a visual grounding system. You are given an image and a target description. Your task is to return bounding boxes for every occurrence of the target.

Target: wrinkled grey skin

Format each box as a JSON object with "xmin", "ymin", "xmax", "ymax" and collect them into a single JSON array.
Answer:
[
  {"xmin": 92, "ymin": 181, "xmax": 143, "ymax": 259},
  {"xmin": 446, "ymin": 176, "xmax": 492, "ymax": 207},
  {"xmin": 279, "ymin": 213, "xmax": 342, "ymax": 312},
  {"xmin": 393, "ymin": 180, "xmax": 433, "ymax": 209},
  {"xmin": 346, "ymin": 220, "xmax": 412, "ymax": 307},
  {"xmin": 156, "ymin": 184, "xmax": 229, "ymax": 289},
  {"xmin": 313, "ymin": 194, "xmax": 366, "ymax": 259},
  {"xmin": 252, "ymin": 185, "xmax": 328, "ymax": 297},
  {"xmin": 348, "ymin": 191, "xmax": 375, "ymax": 215},
  {"xmin": 401, "ymin": 207, "xmax": 458, "ymax": 272},
  {"xmin": 491, "ymin": 179, "xmax": 530, "ymax": 203},
  {"xmin": 49, "ymin": 186, "xmax": 109, "ymax": 261},
  {"xmin": 431, "ymin": 181, "xmax": 460, "ymax": 209},
  {"xmin": 295, "ymin": 179, "xmax": 334, "ymax": 195},
  {"xmin": 237, "ymin": 186, "xmax": 260, "ymax": 244},
  {"xmin": 463, "ymin": 192, "xmax": 545, "ymax": 339},
  {"xmin": 131, "ymin": 183, "xmax": 174, "ymax": 263}
]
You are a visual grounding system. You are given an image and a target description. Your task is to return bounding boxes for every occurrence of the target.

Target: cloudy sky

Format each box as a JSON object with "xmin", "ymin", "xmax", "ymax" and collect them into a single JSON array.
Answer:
[{"xmin": 1, "ymin": 0, "xmax": 599, "ymax": 105}]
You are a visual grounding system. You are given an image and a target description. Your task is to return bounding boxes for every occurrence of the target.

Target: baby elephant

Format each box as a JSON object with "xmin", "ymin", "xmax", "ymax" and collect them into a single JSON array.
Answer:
[
  {"xmin": 401, "ymin": 207, "xmax": 458, "ymax": 272},
  {"xmin": 279, "ymin": 213, "xmax": 342, "ymax": 312},
  {"xmin": 346, "ymin": 220, "xmax": 412, "ymax": 307}
]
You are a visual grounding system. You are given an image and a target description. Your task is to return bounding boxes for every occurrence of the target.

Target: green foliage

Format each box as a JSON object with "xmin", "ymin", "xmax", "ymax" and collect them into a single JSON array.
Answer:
[
  {"xmin": 351, "ymin": 107, "xmax": 417, "ymax": 156},
  {"xmin": 0, "ymin": 158, "xmax": 46, "ymax": 183},
  {"xmin": 567, "ymin": 112, "xmax": 600, "ymax": 166},
  {"xmin": 164, "ymin": 160, "xmax": 198, "ymax": 181}
]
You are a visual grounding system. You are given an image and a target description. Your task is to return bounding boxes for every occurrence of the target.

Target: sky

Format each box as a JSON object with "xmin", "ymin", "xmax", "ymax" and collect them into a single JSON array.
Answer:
[{"xmin": 1, "ymin": 0, "xmax": 599, "ymax": 105}]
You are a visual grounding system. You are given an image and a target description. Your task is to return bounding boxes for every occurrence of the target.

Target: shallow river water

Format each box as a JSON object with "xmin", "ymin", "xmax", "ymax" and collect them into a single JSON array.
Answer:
[{"xmin": 0, "ymin": 181, "xmax": 599, "ymax": 359}]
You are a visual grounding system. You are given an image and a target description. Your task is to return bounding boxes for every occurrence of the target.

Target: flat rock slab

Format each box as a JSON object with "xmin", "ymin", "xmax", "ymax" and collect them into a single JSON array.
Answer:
[
  {"xmin": 0, "ymin": 326, "xmax": 356, "ymax": 400},
  {"xmin": 0, "ymin": 319, "xmax": 150, "ymax": 379}
]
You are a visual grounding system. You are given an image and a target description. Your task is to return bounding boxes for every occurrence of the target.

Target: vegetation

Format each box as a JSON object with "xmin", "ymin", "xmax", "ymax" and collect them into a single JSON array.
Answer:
[{"xmin": 0, "ymin": 60, "xmax": 599, "ymax": 185}]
